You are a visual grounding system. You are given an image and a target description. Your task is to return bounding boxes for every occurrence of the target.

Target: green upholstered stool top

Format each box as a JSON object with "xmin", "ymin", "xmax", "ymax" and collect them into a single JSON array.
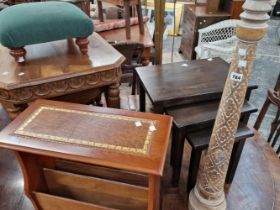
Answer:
[{"xmin": 0, "ymin": 2, "xmax": 93, "ymax": 49}]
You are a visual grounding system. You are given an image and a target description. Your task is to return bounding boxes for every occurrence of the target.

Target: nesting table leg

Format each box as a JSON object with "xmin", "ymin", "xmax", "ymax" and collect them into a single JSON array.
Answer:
[
  {"xmin": 139, "ymin": 79, "xmax": 146, "ymax": 112},
  {"xmin": 225, "ymin": 140, "xmax": 246, "ymax": 184},
  {"xmin": 187, "ymin": 148, "xmax": 203, "ymax": 193},
  {"xmin": 171, "ymin": 127, "xmax": 185, "ymax": 187},
  {"xmin": 148, "ymin": 174, "xmax": 161, "ymax": 210}
]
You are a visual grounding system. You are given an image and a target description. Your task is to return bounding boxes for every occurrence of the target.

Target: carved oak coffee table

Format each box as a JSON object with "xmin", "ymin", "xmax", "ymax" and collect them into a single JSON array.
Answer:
[
  {"xmin": 0, "ymin": 33, "xmax": 125, "ymax": 119},
  {"xmin": 0, "ymin": 99, "xmax": 172, "ymax": 210}
]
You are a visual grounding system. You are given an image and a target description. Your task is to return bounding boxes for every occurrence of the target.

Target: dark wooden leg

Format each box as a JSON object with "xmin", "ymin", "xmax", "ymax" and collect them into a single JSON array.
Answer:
[
  {"xmin": 97, "ymin": 0, "xmax": 104, "ymax": 22},
  {"xmin": 153, "ymin": 105, "xmax": 164, "ymax": 114},
  {"xmin": 268, "ymin": 109, "xmax": 280, "ymax": 143},
  {"xmin": 76, "ymin": 37, "xmax": 89, "ymax": 54},
  {"xmin": 1, "ymin": 102, "xmax": 28, "ymax": 120},
  {"xmin": 225, "ymin": 140, "xmax": 246, "ymax": 184},
  {"xmin": 171, "ymin": 128, "xmax": 185, "ymax": 187},
  {"xmin": 106, "ymin": 82, "xmax": 120, "ymax": 108},
  {"xmin": 124, "ymin": 0, "xmax": 131, "ymax": 39},
  {"xmin": 141, "ymin": 47, "xmax": 151, "ymax": 66},
  {"xmin": 139, "ymin": 78, "xmax": 146, "ymax": 112},
  {"xmin": 148, "ymin": 174, "xmax": 160, "ymax": 210},
  {"xmin": 136, "ymin": 0, "xmax": 144, "ymax": 34},
  {"xmin": 275, "ymin": 126, "xmax": 280, "ymax": 154},
  {"xmin": 75, "ymin": 0, "xmax": 91, "ymax": 16},
  {"xmin": 271, "ymin": 120, "xmax": 280, "ymax": 147},
  {"xmin": 245, "ymin": 88, "xmax": 253, "ymax": 101},
  {"xmin": 10, "ymin": 47, "xmax": 26, "ymax": 63},
  {"xmin": 254, "ymin": 97, "xmax": 270, "ymax": 130},
  {"xmin": 187, "ymin": 148, "xmax": 203, "ymax": 193},
  {"xmin": 132, "ymin": 70, "xmax": 136, "ymax": 95},
  {"xmin": 94, "ymin": 94, "xmax": 103, "ymax": 107},
  {"xmin": 170, "ymin": 126, "xmax": 176, "ymax": 166}
]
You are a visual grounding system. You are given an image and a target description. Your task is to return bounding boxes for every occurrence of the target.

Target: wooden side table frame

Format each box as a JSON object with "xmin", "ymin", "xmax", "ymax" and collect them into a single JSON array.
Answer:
[
  {"xmin": 0, "ymin": 99, "xmax": 172, "ymax": 210},
  {"xmin": 167, "ymin": 88, "xmax": 257, "ymax": 187},
  {"xmin": 0, "ymin": 33, "xmax": 124, "ymax": 119},
  {"xmin": 97, "ymin": 0, "xmax": 144, "ymax": 39}
]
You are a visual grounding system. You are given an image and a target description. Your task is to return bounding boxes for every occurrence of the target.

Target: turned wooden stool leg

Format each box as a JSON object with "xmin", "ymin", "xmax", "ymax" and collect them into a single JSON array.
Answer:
[
  {"xmin": 136, "ymin": 0, "xmax": 144, "ymax": 34},
  {"xmin": 124, "ymin": 0, "xmax": 131, "ymax": 39},
  {"xmin": 76, "ymin": 37, "xmax": 89, "ymax": 54},
  {"xmin": 10, "ymin": 47, "xmax": 26, "ymax": 63}
]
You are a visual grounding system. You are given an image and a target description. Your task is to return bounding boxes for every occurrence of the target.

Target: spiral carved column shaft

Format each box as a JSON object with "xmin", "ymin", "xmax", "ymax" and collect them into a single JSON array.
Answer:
[{"xmin": 189, "ymin": 0, "xmax": 272, "ymax": 209}]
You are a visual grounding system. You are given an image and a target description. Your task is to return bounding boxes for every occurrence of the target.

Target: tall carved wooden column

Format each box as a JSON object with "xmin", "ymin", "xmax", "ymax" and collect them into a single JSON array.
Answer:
[{"xmin": 189, "ymin": 1, "xmax": 272, "ymax": 209}]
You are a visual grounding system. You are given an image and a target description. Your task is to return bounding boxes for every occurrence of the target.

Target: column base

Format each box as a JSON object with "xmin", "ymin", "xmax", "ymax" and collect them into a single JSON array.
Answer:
[{"xmin": 188, "ymin": 187, "xmax": 226, "ymax": 210}]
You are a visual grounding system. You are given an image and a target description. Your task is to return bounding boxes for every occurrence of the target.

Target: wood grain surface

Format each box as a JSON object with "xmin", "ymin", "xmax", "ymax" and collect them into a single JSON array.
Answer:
[
  {"xmin": 0, "ymin": 99, "xmax": 172, "ymax": 176},
  {"xmin": 0, "ymin": 127, "xmax": 280, "ymax": 210},
  {"xmin": 0, "ymin": 33, "xmax": 125, "ymax": 90},
  {"xmin": 136, "ymin": 58, "xmax": 257, "ymax": 110}
]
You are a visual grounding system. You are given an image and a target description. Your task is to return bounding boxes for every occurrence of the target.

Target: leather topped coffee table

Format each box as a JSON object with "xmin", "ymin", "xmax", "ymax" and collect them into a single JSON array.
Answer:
[
  {"xmin": 0, "ymin": 99, "xmax": 172, "ymax": 210},
  {"xmin": 0, "ymin": 33, "xmax": 125, "ymax": 119}
]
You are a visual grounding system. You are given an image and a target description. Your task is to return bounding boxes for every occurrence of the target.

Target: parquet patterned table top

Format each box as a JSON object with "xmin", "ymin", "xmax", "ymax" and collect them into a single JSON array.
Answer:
[
  {"xmin": 0, "ymin": 99, "xmax": 172, "ymax": 175},
  {"xmin": 15, "ymin": 106, "xmax": 157, "ymax": 155}
]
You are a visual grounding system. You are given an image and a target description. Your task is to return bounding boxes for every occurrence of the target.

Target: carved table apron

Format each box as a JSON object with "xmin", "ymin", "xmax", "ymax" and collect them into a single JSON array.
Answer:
[{"xmin": 0, "ymin": 33, "xmax": 125, "ymax": 119}]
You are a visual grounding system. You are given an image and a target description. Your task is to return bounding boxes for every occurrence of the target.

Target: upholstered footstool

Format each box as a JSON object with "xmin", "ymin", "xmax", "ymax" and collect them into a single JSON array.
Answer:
[{"xmin": 0, "ymin": 2, "xmax": 93, "ymax": 63}]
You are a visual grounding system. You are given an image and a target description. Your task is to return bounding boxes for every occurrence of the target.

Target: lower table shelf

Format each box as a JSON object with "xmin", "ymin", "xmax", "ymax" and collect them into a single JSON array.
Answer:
[
  {"xmin": 34, "ymin": 192, "xmax": 114, "ymax": 210},
  {"xmin": 33, "ymin": 167, "xmax": 148, "ymax": 210}
]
